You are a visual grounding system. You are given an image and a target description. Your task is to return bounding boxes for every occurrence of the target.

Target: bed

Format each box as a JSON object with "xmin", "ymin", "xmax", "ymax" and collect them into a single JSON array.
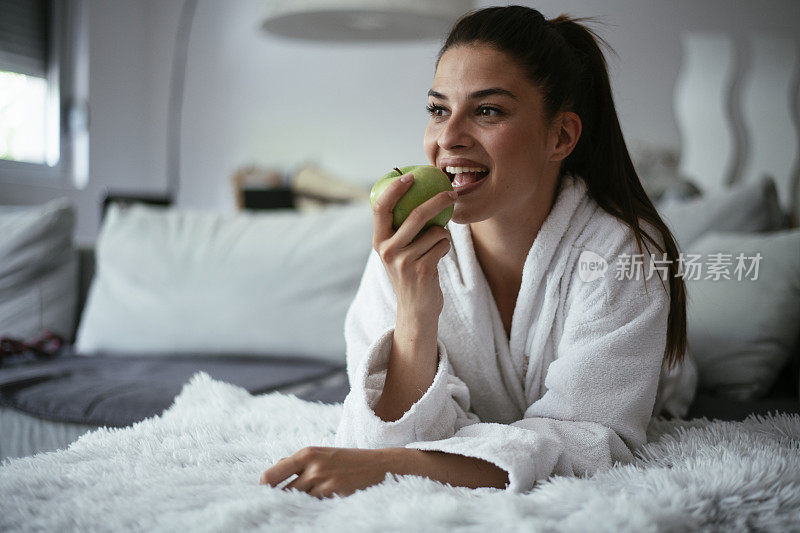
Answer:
[
  {"xmin": 1, "ymin": 190, "xmax": 370, "ymax": 463},
  {"xmin": 2, "ymin": 373, "xmax": 799, "ymax": 531},
  {"xmin": 2, "ymin": 29, "xmax": 800, "ymax": 530},
  {"xmin": 0, "ymin": 349, "xmax": 350, "ymax": 461},
  {"xmin": 1, "ymin": 167, "xmax": 798, "ymax": 531},
  {"xmin": 3, "ymin": 165, "xmax": 798, "ymax": 464}
]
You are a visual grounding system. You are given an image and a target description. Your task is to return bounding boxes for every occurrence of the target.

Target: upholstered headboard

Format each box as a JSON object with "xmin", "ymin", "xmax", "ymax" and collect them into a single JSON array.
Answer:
[{"xmin": 674, "ymin": 32, "xmax": 799, "ymax": 226}]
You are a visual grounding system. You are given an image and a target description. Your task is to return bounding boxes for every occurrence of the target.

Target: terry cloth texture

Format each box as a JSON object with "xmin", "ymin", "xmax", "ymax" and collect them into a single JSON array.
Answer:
[{"xmin": 335, "ymin": 174, "xmax": 698, "ymax": 493}]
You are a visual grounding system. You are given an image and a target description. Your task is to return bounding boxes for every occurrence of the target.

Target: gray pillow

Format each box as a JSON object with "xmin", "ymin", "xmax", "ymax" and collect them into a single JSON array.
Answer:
[
  {"xmin": 657, "ymin": 176, "xmax": 784, "ymax": 249},
  {"xmin": 0, "ymin": 198, "xmax": 78, "ymax": 343},
  {"xmin": 685, "ymin": 229, "xmax": 800, "ymax": 400}
]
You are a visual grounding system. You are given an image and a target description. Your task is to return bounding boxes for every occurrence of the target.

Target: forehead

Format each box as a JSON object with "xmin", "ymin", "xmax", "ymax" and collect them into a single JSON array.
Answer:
[{"xmin": 432, "ymin": 44, "xmax": 529, "ymax": 93}]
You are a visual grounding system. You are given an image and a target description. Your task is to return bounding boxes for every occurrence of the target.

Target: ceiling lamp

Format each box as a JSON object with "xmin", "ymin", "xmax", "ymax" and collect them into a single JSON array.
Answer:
[{"xmin": 260, "ymin": 0, "xmax": 474, "ymax": 42}]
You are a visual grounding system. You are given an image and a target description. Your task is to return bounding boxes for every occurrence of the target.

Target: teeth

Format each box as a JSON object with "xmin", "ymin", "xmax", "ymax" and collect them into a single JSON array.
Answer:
[{"xmin": 445, "ymin": 165, "xmax": 488, "ymax": 174}]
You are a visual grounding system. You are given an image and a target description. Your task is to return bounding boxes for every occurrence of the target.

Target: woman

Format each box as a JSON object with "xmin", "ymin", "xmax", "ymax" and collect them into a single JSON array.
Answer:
[{"xmin": 260, "ymin": 5, "xmax": 697, "ymax": 499}]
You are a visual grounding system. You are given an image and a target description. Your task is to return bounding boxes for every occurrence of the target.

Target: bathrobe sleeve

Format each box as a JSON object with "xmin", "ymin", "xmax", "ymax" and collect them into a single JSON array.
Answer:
[
  {"xmin": 334, "ymin": 249, "xmax": 480, "ymax": 449},
  {"xmin": 403, "ymin": 246, "xmax": 670, "ymax": 493}
]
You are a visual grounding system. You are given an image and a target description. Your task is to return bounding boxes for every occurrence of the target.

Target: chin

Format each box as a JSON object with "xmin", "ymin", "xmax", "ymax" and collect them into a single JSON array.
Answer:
[{"xmin": 449, "ymin": 206, "xmax": 490, "ymax": 226}]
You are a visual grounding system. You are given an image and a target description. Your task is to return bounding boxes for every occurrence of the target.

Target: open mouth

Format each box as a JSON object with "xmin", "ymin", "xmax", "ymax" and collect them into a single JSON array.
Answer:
[{"xmin": 444, "ymin": 168, "xmax": 490, "ymax": 188}]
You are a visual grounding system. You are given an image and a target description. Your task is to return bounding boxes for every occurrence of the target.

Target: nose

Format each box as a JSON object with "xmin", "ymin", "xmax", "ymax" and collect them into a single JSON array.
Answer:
[{"xmin": 437, "ymin": 110, "xmax": 473, "ymax": 151}]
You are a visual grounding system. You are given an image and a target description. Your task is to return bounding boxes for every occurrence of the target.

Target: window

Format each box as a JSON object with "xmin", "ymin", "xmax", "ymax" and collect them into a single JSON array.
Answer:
[
  {"xmin": 0, "ymin": 67, "xmax": 55, "ymax": 166},
  {"xmin": 0, "ymin": 0, "xmax": 89, "ymax": 188}
]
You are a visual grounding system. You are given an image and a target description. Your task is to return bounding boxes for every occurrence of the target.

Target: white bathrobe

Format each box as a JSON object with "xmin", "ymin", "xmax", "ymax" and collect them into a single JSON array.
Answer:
[{"xmin": 334, "ymin": 174, "xmax": 698, "ymax": 493}]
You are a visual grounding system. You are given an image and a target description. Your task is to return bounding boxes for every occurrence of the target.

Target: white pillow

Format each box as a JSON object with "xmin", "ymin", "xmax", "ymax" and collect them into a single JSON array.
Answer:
[
  {"xmin": 657, "ymin": 176, "xmax": 784, "ymax": 248},
  {"xmin": 0, "ymin": 198, "xmax": 77, "ymax": 342},
  {"xmin": 76, "ymin": 201, "xmax": 374, "ymax": 363},
  {"xmin": 685, "ymin": 229, "xmax": 800, "ymax": 400}
]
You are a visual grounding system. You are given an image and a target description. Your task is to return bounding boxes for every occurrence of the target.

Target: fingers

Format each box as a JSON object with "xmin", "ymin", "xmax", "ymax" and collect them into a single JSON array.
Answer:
[
  {"xmin": 372, "ymin": 173, "xmax": 414, "ymax": 244},
  {"xmin": 259, "ymin": 456, "xmax": 288, "ymax": 485},
  {"xmin": 311, "ymin": 482, "xmax": 343, "ymax": 499},
  {"xmin": 390, "ymin": 190, "xmax": 456, "ymax": 247},
  {"xmin": 418, "ymin": 235, "xmax": 452, "ymax": 262},
  {"xmin": 260, "ymin": 456, "xmax": 302, "ymax": 487},
  {"xmin": 284, "ymin": 475, "xmax": 315, "ymax": 495},
  {"xmin": 402, "ymin": 225, "xmax": 451, "ymax": 260},
  {"xmin": 376, "ymin": 224, "xmax": 451, "ymax": 275}
]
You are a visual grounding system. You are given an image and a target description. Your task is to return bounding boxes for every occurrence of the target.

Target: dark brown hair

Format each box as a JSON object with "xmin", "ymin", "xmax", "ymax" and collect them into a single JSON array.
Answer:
[{"xmin": 438, "ymin": 5, "xmax": 686, "ymax": 370}]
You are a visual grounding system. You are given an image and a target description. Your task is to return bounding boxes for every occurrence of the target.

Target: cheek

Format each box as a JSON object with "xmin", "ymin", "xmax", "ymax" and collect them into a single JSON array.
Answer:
[
  {"xmin": 500, "ymin": 127, "xmax": 543, "ymax": 166},
  {"xmin": 423, "ymin": 125, "xmax": 436, "ymax": 160}
]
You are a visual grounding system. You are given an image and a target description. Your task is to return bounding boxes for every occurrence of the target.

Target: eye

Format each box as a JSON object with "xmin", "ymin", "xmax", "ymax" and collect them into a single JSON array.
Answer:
[
  {"xmin": 425, "ymin": 104, "xmax": 446, "ymax": 117},
  {"xmin": 478, "ymin": 106, "xmax": 503, "ymax": 117}
]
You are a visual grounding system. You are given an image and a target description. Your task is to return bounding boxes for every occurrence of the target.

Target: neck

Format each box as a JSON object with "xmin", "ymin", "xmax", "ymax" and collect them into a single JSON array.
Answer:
[{"xmin": 469, "ymin": 176, "xmax": 561, "ymax": 281}]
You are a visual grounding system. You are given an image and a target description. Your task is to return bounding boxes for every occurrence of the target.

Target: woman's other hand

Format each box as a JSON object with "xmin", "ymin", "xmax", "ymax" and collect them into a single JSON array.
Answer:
[
  {"xmin": 371, "ymin": 172, "xmax": 457, "ymax": 322},
  {"xmin": 259, "ymin": 447, "xmax": 398, "ymax": 499}
]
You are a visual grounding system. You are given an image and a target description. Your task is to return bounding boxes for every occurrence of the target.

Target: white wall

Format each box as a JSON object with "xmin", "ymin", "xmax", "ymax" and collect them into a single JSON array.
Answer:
[
  {"xmin": 0, "ymin": 0, "xmax": 181, "ymax": 245},
  {"xmin": 1, "ymin": 0, "xmax": 798, "ymax": 244},
  {"xmin": 179, "ymin": 0, "xmax": 443, "ymax": 211}
]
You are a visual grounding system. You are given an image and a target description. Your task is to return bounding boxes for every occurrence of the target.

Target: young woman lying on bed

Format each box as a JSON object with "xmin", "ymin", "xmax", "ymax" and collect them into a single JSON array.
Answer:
[{"xmin": 260, "ymin": 5, "xmax": 696, "ymax": 498}]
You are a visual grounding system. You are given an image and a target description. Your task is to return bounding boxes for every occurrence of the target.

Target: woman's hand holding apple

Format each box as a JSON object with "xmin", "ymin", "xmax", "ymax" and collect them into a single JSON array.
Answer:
[
  {"xmin": 369, "ymin": 170, "xmax": 456, "ymax": 423},
  {"xmin": 371, "ymin": 172, "xmax": 457, "ymax": 323}
]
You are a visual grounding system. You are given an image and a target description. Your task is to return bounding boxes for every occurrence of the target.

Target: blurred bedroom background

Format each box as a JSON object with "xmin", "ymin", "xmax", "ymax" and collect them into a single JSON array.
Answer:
[
  {"xmin": 1, "ymin": 0, "xmax": 797, "ymax": 244},
  {"xmin": 1, "ymin": 0, "xmax": 799, "ymax": 462}
]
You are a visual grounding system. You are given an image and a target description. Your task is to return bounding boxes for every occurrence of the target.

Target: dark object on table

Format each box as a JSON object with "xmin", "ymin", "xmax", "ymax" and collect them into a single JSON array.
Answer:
[
  {"xmin": 100, "ymin": 191, "xmax": 173, "ymax": 222},
  {"xmin": 242, "ymin": 187, "xmax": 295, "ymax": 210}
]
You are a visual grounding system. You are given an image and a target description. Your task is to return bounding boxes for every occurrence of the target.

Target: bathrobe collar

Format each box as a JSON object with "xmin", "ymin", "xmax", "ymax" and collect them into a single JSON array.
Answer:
[{"xmin": 440, "ymin": 174, "xmax": 596, "ymax": 411}]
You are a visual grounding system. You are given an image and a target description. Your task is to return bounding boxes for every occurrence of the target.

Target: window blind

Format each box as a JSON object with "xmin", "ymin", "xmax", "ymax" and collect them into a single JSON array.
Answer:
[{"xmin": 0, "ymin": 0, "xmax": 50, "ymax": 78}]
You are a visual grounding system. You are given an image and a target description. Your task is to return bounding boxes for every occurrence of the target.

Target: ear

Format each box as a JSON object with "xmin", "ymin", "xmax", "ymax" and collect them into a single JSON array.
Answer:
[{"xmin": 549, "ymin": 111, "xmax": 582, "ymax": 162}]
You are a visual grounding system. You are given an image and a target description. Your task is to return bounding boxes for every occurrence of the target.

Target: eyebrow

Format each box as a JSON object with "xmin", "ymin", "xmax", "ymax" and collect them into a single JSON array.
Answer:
[{"xmin": 427, "ymin": 87, "xmax": 518, "ymax": 101}]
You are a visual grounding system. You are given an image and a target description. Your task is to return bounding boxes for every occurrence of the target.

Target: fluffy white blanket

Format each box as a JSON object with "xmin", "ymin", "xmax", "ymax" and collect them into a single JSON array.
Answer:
[{"xmin": 1, "ymin": 372, "xmax": 798, "ymax": 532}]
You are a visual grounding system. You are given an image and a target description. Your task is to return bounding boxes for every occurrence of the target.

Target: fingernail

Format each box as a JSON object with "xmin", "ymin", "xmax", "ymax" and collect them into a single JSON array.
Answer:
[
  {"xmin": 447, "ymin": 191, "xmax": 458, "ymax": 199},
  {"xmin": 400, "ymin": 174, "xmax": 413, "ymax": 183}
]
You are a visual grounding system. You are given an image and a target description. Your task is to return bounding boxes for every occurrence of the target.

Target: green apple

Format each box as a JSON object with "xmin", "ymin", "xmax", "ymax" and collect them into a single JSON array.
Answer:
[{"xmin": 370, "ymin": 165, "xmax": 454, "ymax": 230}]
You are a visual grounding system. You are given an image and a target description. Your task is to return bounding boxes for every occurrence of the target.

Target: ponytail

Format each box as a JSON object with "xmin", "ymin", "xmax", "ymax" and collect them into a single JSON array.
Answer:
[{"xmin": 439, "ymin": 6, "xmax": 687, "ymax": 370}]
